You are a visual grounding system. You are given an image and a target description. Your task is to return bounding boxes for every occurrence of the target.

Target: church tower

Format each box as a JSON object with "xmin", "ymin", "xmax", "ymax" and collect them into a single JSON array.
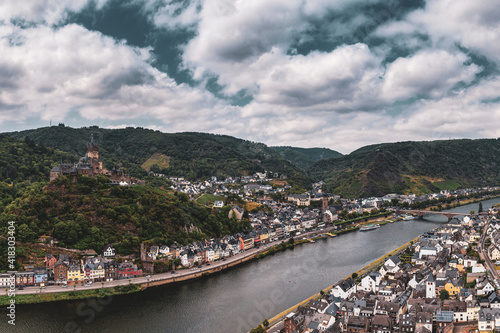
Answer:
[
  {"xmin": 426, "ymin": 274, "xmax": 436, "ymax": 298},
  {"xmin": 87, "ymin": 134, "xmax": 103, "ymax": 172},
  {"xmin": 322, "ymin": 195, "xmax": 328, "ymax": 211}
]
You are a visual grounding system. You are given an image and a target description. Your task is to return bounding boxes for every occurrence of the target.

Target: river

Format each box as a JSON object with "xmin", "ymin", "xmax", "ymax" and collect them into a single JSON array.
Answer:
[{"xmin": 6, "ymin": 197, "xmax": 500, "ymax": 333}]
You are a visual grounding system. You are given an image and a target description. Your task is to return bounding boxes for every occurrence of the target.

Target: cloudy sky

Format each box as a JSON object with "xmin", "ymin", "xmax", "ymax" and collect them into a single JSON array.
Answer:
[{"xmin": 1, "ymin": 0, "xmax": 499, "ymax": 153}]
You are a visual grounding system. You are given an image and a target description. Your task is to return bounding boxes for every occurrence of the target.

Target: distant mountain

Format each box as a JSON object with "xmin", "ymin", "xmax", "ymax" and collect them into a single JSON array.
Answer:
[
  {"xmin": 270, "ymin": 146, "xmax": 342, "ymax": 169},
  {"xmin": 7, "ymin": 126, "xmax": 499, "ymax": 199},
  {"xmin": 6, "ymin": 125, "xmax": 312, "ymax": 191},
  {"xmin": 309, "ymin": 139, "xmax": 500, "ymax": 197}
]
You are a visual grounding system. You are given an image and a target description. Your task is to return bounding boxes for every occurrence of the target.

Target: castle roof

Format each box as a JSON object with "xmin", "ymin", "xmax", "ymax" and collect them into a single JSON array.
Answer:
[{"xmin": 87, "ymin": 133, "xmax": 98, "ymax": 148}]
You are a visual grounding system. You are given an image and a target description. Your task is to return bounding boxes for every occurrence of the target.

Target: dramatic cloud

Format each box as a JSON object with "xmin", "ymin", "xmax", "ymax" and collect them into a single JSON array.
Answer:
[
  {"xmin": 0, "ymin": 0, "xmax": 107, "ymax": 25},
  {"xmin": 0, "ymin": 0, "xmax": 499, "ymax": 152},
  {"xmin": 381, "ymin": 50, "xmax": 480, "ymax": 101},
  {"xmin": 409, "ymin": 0, "xmax": 500, "ymax": 62},
  {"xmin": 249, "ymin": 44, "xmax": 383, "ymax": 111},
  {"xmin": 0, "ymin": 23, "xmax": 225, "ymax": 125}
]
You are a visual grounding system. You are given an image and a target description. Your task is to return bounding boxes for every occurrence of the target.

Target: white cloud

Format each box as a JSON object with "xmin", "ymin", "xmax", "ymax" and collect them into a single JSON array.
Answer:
[
  {"xmin": 152, "ymin": 0, "xmax": 202, "ymax": 29},
  {"xmin": 376, "ymin": 0, "xmax": 500, "ymax": 63},
  {"xmin": 0, "ymin": 0, "xmax": 108, "ymax": 25},
  {"xmin": 0, "ymin": 23, "xmax": 225, "ymax": 126},
  {"xmin": 381, "ymin": 50, "xmax": 480, "ymax": 101},
  {"xmin": 250, "ymin": 44, "xmax": 383, "ymax": 111},
  {"xmin": 1, "ymin": 0, "xmax": 500, "ymax": 154},
  {"xmin": 183, "ymin": 0, "xmax": 309, "ymax": 92}
]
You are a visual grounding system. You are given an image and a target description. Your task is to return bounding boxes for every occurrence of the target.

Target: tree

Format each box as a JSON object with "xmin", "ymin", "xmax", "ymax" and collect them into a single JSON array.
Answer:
[
  {"xmin": 263, "ymin": 318, "xmax": 269, "ymax": 328},
  {"xmin": 351, "ymin": 272, "xmax": 358, "ymax": 279},
  {"xmin": 478, "ymin": 202, "xmax": 483, "ymax": 213},
  {"xmin": 470, "ymin": 210, "xmax": 475, "ymax": 215},
  {"xmin": 440, "ymin": 290, "xmax": 449, "ymax": 300},
  {"xmin": 486, "ymin": 238, "xmax": 492, "ymax": 248},
  {"xmin": 249, "ymin": 325, "xmax": 266, "ymax": 333},
  {"xmin": 17, "ymin": 224, "xmax": 36, "ymax": 242}
]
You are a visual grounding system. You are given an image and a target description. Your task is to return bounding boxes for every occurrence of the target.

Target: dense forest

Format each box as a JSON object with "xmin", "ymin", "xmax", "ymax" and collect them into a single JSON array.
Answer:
[
  {"xmin": 0, "ymin": 135, "xmax": 77, "ymax": 214},
  {"xmin": 1, "ymin": 126, "xmax": 500, "ymax": 264},
  {"xmin": 7, "ymin": 125, "xmax": 313, "ymax": 191},
  {"xmin": 0, "ymin": 175, "xmax": 250, "ymax": 255},
  {"xmin": 310, "ymin": 139, "xmax": 500, "ymax": 197},
  {"xmin": 270, "ymin": 146, "xmax": 342, "ymax": 169}
]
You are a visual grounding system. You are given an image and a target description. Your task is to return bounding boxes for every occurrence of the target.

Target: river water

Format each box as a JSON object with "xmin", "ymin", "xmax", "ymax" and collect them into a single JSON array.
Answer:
[{"xmin": 6, "ymin": 197, "xmax": 500, "ymax": 333}]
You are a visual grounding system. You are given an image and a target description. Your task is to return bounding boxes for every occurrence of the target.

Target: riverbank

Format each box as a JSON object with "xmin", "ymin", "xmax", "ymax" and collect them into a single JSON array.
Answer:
[
  {"xmin": 255, "ymin": 226, "xmax": 361, "ymax": 260},
  {"xmin": 5, "ymin": 228, "xmax": 337, "ymax": 305},
  {"xmin": 428, "ymin": 194, "xmax": 500, "ymax": 212},
  {"xmin": 9, "ymin": 195, "xmax": 495, "ymax": 309},
  {"xmin": 0, "ymin": 284, "xmax": 142, "ymax": 307},
  {"xmin": 1, "ymin": 216, "xmax": 398, "ymax": 306},
  {"xmin": 262, "ymin": 235, "xmax": 420, "ymax": 332}
]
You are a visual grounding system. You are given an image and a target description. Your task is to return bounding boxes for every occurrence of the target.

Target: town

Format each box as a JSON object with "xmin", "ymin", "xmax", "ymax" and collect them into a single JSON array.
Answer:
[
  {"xmin": 4, "ymin": 136, "xmax": 500, "ymax": 333},
  {"xmin": 257, "ymin": 206, "xmax": 500, "ymax": 333},
  {"xmin": 2, "ymin": 168, "xmax": 499, "ymax": 292}
]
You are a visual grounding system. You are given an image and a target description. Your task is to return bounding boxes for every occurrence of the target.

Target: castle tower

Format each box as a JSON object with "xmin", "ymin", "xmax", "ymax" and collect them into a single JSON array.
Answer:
[
  {"xmin": 87, "ymin": 134, "xmax": 103, "ymax": 172},
  {"xmin": 426, "ymin": 274, "xmax": 435, "ymax": 298}
]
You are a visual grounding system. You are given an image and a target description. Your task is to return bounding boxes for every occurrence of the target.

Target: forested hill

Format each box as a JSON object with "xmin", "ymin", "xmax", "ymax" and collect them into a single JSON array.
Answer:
[
  {"xmin": 270, "ymin": 146, "xmax": 342, "ymax": 169},
  {"xmin": 1, "ymin": 176, "xmax": 249, "ymax": 254},
  {"xmin": 0, "ymin": 135, "xmax": 77, "ymax": 213},
  {"xmin": 309, "ymin": 138, "xmax": 500, "ymax": 198},
  {"xmin": 6, "ymin": 125, "xmax": 313, "ymax": 190}
]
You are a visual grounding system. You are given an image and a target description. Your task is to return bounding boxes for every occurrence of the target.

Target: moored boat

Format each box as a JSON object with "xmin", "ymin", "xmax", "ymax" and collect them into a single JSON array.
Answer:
[
  {"xmin": 359, "ymin": 224, "xmax": 380, "ymax": 231},
  {"xmin": 403, "ymin": 214, "xmax": 414, "ymax": 221}
]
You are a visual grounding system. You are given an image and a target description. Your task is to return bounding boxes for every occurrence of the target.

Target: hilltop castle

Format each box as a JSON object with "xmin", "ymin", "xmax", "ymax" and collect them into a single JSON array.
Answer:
[{"xmin": 50, "ymin": 134, "xmax": 142, "ymax": 185}]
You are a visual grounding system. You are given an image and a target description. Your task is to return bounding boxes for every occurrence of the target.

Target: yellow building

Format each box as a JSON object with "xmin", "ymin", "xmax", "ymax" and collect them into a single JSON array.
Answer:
[
  {"xmin": 445, "ymin": 281, "xmax": 462, "ymax": 297},
  {"xmin": 92, "ymin": 263, "xmax": 105, "ymax": 281},
  {"xmin": 260, "ymin": 232, "xmax": 270, "ymax": 243},
  {"xmin": 67, "ymin": 263, "xmax": 84, "ymax": 283},
  {"xmin": 470, "ymin": 234, "xmax": 481, "ymax": 242}
]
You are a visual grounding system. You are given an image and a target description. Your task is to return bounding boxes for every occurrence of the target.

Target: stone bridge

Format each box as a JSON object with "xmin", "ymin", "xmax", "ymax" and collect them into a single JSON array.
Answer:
[{"xmin": 396, "ymin": 209, "xmax": 468, "ymax": 222}]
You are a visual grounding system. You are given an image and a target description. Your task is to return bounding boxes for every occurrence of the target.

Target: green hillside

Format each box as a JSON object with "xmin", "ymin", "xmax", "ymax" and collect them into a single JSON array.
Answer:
[
  {"xmin": 7, "ymin": 125, "xmax": 312, "ymax": 190},
  {"xmin": 309, "ymin": 139, "xmax": 500, "ymax": 197},
  {"xmin": 0, "ymin": 176, "xmax": 249, "ymax": 254},
  {"xmin": 0, "ymin": 135, "xmax": 77, "ymax": 214},
  {"xmin": 270, "ymin": 146, "xmax": 342, "ymax": 169}
]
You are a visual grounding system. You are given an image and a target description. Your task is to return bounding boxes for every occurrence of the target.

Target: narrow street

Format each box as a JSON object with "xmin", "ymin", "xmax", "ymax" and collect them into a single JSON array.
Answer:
[{"xmin": 478, "ymin": 217, "xmax": 500, "ymax": 282}]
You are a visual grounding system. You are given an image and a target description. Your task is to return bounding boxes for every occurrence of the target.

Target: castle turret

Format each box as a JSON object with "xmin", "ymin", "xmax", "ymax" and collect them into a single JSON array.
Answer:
[{"xmin": 86, "ymin": 134, "xmax": 102, "ymax": 172}]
